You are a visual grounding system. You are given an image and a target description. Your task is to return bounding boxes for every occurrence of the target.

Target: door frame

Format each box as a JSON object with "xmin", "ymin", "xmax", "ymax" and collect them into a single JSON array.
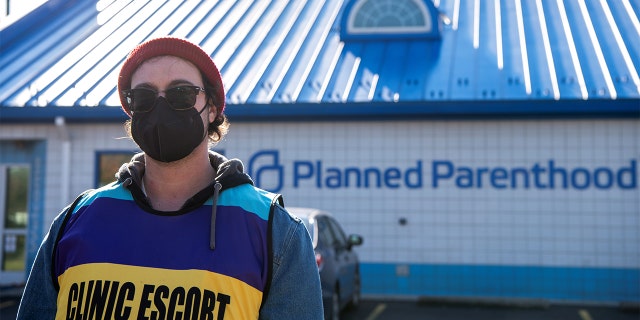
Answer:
[{"xmin": 0, "ymin": 163, "xmax": 30, "ymax": 286}]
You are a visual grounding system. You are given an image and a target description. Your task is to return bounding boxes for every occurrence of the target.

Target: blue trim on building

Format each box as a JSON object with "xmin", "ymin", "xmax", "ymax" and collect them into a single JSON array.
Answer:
[
  {"xmin": 361, "ymin": 263, "xmax": 640, "ymax": 303},
  {"xmin": 0, "ymin": 106, "xmax": 129, "ymax": 124},
  {"xmin": 3, "ymin": 99, "xmax": 636, "ymax": 124},
  {"xmin": 227, "ymin": 99, "xmax": 640, "ymax": 121}
]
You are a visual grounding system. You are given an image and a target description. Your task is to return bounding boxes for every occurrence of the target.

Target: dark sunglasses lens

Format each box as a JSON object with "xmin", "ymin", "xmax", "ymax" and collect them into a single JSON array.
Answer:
[
  {"xmin": 166, "ymin": 87, "xmax": 199, "ymax": 110},
  {"xmin": 130, "ymin": 89, "xmax": 156, "ymax": 112}
]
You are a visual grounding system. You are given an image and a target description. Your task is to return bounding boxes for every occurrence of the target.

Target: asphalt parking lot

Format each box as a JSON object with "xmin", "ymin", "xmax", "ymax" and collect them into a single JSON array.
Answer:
[
  {"xmin": 3, "ymin": 294, "xmax": 638, "ymax": 320},
  {"xmin": 341, "ymin": 298, "xmax": 639, "ymax": 320}
]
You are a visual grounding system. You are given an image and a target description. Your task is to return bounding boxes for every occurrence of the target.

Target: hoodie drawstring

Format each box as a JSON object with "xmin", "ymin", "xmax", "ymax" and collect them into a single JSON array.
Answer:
[{"xmin": 210, "ymin": 182, "xmax": 222, "ymax": 250}]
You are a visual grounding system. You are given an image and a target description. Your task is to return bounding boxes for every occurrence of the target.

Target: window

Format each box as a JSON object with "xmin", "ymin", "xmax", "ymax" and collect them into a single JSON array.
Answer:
[
  {"xmin": 96, "ymin": 151, "xmax": 137, "ymax": 187},
  {"xmin": 327, "ymin": 217, "xmax": 348, "ymax": 250},
  {"xmin": 2, "ymin": 234, "xmax": 26, "ymax": 271},
  {"xmin": 317, "ymin": 218, "xmax": 334, "ymax": 248},
  {"xmin": 3, "ymin": 166, "xmax": 28, "ymax": 229},
  {"xmin": 341, "ymin": 0, "xmax": 441, "ymax": 40},
  {"xmin": 2, "ymin": 166, "xmax": 29, "ymax": 272}
]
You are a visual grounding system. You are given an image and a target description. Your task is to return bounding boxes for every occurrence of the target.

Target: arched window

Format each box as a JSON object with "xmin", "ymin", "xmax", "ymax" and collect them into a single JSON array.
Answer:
[{"xmin": 341, "ymin": 0, "xmax": 440, "ymax": 40}]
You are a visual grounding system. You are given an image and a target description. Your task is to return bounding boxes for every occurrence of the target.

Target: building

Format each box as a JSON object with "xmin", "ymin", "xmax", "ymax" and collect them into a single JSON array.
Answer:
[{"xmin": 1, "ymin": 0, "xmax": 638, "ymax": 304}]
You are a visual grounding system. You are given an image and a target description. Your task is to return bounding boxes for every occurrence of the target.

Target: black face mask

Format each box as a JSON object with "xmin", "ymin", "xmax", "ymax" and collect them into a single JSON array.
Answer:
[{"xmin": 131, "ymin": 97, "xmax": 208, "ymax": 163}]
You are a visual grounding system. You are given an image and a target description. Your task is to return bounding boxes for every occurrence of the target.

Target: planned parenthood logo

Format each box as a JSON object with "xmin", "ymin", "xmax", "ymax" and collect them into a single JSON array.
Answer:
[{"xmin": 248, "ymin": 150, "xmax": 637, "ymax": 193}]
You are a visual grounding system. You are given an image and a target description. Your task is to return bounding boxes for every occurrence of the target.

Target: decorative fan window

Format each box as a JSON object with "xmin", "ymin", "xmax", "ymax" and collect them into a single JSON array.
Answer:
[{"xmin": 341, "ymin": 0, "xmax": 440, "ymax": 40}]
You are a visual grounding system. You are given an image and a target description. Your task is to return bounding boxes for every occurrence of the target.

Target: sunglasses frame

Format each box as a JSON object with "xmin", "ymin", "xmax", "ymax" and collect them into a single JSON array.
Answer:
[{"xmin": 122, "ymin": 85, "xmax": 206, "ymax": 113}]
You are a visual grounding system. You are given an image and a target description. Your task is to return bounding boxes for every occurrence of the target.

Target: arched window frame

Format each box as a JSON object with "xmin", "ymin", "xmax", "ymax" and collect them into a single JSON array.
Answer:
[{"xmin": 340, "ymin": 0, "xmax": 441, "ymax": 41}]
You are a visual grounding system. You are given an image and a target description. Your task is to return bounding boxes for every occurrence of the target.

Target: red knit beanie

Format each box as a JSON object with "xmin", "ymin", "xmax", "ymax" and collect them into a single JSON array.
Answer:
[{"xmin": 117, "ymin": 36, "xmax": 225, "ymax": 117}]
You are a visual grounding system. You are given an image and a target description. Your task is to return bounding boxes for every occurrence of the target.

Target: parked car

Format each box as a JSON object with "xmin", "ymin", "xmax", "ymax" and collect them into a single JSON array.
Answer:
[{"xmin": 288, "ymin": 207, "xmax": 363, "ymax": 320}]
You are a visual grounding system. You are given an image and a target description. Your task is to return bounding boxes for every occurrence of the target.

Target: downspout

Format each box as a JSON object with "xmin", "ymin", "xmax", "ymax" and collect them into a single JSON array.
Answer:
[{"xmin": 55, "ymin": 116, "xmax": 71, "ymax": 209}]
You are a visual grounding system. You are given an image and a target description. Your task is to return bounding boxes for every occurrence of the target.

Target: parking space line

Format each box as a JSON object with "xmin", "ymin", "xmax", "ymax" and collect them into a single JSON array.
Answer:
[
  {"xmin": 578, "ymin": 309, "xmax": 593, "ymax": 320},
  {"xmin": 365, "ymin": 303, "xmax": 387, "ymax": 320}
]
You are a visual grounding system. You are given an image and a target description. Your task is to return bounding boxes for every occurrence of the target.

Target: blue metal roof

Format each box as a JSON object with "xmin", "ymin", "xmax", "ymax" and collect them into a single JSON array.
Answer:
[{"xmin": 0, "ymin": 0, "xmax": 638, "ymax": 123}]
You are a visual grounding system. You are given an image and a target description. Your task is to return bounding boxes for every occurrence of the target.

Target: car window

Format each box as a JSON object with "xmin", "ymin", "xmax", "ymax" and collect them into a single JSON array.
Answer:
[
  {"xmin": 316, "ymin": 217, "xmax": 333, "ymax": 248},
  {"xmin": 327, "ymin": 217, "xmax": 348, "ymax": 249}
]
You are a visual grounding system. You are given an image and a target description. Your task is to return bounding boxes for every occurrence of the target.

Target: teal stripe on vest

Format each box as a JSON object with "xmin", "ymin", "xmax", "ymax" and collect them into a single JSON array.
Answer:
[
  {"xmin": 211, "ymin": 184, "xmax": 275, "ymax": 221},
  {"xmin": 72, "ymin": 181, "xmax": 133, "ymax": 214},
  {"xmin": 73, "ymin": 182, "xmax": 276, "ymax": 221}
]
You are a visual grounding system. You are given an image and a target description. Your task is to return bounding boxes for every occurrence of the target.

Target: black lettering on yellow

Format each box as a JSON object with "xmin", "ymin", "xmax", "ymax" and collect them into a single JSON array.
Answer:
[
  {"xmin": 137, "ymin": 284, "xmax": 155, "ymax": 320},
  {"xmin": 82, "ymin": 280, "xmax": 95, "ymax": 319},
  {"xmin": 63, "ymin": 280, "xmax": 234, "ymax": 320},
  {"xmin": 199, "ymin": 290, "xmax": 215, "ymax": 320},
  {"xmin": 76, "ymin": 282, "xmax": 86, "ymax": 320},
  {"xmin": 184, "ymin": 287, "xmax": 201, "ymax": 320},
  {"xmin": 216, "ymin": 293, "xmax": 231, "ymax": 320},
  {"xmin": 152, "ymin": 285, "xmax": 169, "ymax": 320},
  {"xmin": 104, "ymin": 281, "xmax": 120, "ymax": 319},
  {"xmin": 88, "ymin": 280, "xmax": 110, "ymax": 320},
  {"xmin": 66, "ymin": 282, "xmax": 79, "ymax": 320},
  {"xmin": 168, "ymin": 287, "xmax": 185, "ymax": 320},
  {"xmin": 114, "ymin": 282, "xmax": 135, "ymax": 320}
]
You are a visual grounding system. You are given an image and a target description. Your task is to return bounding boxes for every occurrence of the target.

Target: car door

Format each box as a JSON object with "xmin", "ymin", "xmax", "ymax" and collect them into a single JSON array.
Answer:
[
  {"xmin": 315, "ymin": 216, "xmax": 336, "ymax": 287},
  {"xmin": 326, "ymin": 216, "xmax": 356, "ymax": 305}
]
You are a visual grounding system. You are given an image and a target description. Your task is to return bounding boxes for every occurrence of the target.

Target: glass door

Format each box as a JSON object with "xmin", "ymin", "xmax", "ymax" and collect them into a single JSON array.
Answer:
[{"xmin": 0, "ymin": 165, "xmax": 29, "ymax": 285}]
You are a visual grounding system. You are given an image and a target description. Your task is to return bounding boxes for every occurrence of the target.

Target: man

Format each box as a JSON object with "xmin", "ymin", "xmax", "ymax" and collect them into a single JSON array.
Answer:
[{"xmin": 18, "ymin": 36, "xmax": 323, "ymax": 319}]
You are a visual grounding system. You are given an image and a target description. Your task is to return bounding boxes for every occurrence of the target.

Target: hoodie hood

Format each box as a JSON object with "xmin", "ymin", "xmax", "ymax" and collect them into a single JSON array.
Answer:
[{"xmin": 115, "ymin": 151, "xmax": 253, "ymax": 213}]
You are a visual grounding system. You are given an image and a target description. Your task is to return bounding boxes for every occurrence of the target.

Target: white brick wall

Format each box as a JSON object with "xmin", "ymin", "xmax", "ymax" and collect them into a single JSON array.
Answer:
[
  {"xmin": 219, "ymin": 119, "xmax": 639, "ymax": 269},
  {"xmin": 1, "ymin": 119, "xmax": 638, "ymax": 271}
]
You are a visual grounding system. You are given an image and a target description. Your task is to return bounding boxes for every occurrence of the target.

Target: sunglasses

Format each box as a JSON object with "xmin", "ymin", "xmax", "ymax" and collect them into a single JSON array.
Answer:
[{"xmin": 122, "ymin": 85, "xmax": 206, "ymax": 113}]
